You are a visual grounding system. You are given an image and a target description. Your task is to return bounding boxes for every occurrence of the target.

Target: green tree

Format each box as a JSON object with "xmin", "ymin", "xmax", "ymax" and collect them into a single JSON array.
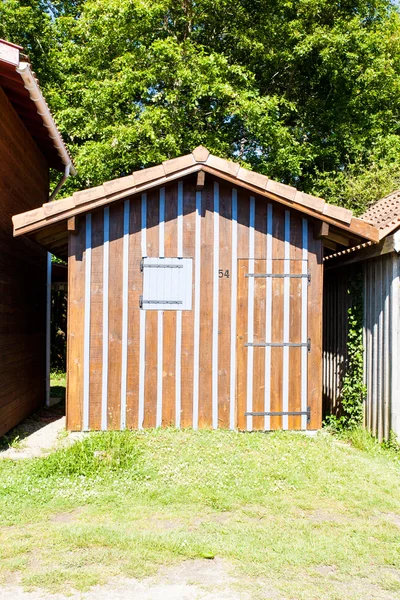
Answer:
[
  {"xmin": 3, "ymin": 0, "xmax": 400, "ymax": 210},
  {"xmin": 0, "ymin": 1, "xmax": 55, "ymax": 83}
]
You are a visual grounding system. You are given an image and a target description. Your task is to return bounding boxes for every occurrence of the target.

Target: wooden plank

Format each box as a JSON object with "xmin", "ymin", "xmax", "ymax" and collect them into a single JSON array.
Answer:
[
  {"xmin": 322, "ymin": 239, "xmax": 337, "ymax": 251},
  {"xmin": 314, "ymin": 221, "xmax": 329, "ymax": 239},
  {"xmin": 308, "ymin": 228, "xmax": 323, "ymax": 429},
  {"xmin": 217, "ymin": 182, "xmax": 232, "ymax": 428},
  {"xmin": 235, "ymin": 187, "xmax": 250, "ymax": 430},
  {"xmin": 252, "ymin": 198, "xmax": 268, "ymax": 430},
  {"xmin": 196, "ymin": 170, "xmax": 205, "ymax": 190},
  {"xmin": 88, "ymin": 209, "xmax": 104, "ymax": 429},
  {"xmin": 162, "ymin": 182, "xmax": 177, "ymax": 426},
  {"xmin": 143, "ymin": 188, "xmax": 159, "ymax": 428},
  {"xmin": 198, "ymin": 177, "xmax": 214, "ymax": 428},
  {"xmin": 181, "ymin": 177, "xmax": 197, "ymax": 427},
  {"xmin": 236, "ymin": 260, "xmax": 248, "ymax": 431},
  {"xmin": 67, "ymin": 216, "xmax": 77, "ymax": 232},
  {"xmin": 288, "ymin": 213, "xmax": 303, "ymax": 430},
  {"xmin": 325, "ymin": 230, "xmax": 351, "ymax": 246},
  {"xmin": 107, "ymin": 202, "xmax": 124, "ymax": 429},
  {"xmin": 67, "ymin": 218, "xmax": 86, "ymax": 430},
  {"xmin": 126, "ymin": 197, "xmax": 142, "ymax": 429},
  {"xmin": 270, "ymin": 204, "xmax": 285, "ymax": 430}
]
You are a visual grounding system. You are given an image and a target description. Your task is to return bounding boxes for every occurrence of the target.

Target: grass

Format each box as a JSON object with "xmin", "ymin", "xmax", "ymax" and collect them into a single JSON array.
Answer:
[
  {"xmin": 50, "ymin": 370, "xmax": 66, "ymax": 399},
  {"xmin": 0, "ymin": 428, "xmax": 399, "ymax": 598}
]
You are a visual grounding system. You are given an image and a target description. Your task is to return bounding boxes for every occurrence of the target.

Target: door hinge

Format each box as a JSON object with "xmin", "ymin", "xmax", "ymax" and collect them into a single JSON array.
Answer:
[
  {"xmin": 307, "ymin": 338, "xmax": 311, "ymax": 352},
  {"xmin": 308, "ymin": 270, "xmax": 311, "ymax": 284},
  {"xmin": 245, "ymin": 407, "xmax": 311, "ymax": 424}
]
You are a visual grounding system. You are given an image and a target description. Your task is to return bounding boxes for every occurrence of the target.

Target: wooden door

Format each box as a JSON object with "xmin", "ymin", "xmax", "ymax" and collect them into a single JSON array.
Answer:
[{"xmin": 236, "ymin": 258, "xmax": 310, "ymax": 431}]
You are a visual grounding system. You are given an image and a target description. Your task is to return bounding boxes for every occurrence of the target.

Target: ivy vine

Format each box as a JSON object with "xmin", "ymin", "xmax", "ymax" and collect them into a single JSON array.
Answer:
[{"xmin": 327, "ymin": 272, "xmax": 367, "ymax": 431}]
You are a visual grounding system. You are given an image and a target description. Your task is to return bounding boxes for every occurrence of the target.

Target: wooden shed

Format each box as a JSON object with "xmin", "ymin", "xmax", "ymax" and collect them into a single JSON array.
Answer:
[
  {"xmin": 0, "ymin": 39, "xmax": 74, "ymax": 436},
  {"xmin": 324, "ymin": 191, "xmax": 400, "ymax": 441},
  {"xmin": 12, "ymin": 148, "xmax": 378, "ymax": 431}
]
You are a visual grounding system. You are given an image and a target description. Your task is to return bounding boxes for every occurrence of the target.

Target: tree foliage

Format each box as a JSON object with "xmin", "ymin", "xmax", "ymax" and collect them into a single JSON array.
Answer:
[{"xmin": 2, "ymin": 0, "xmax": 400, "ymax": 210}]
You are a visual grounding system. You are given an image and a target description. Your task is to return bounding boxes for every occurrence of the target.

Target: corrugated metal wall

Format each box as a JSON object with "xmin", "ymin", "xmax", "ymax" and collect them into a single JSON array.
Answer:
[
  {"xmin": 324, "ymin": 253, "xmax": 400, "ymax": 441},
  {"xmin": 364, "ymin": 253, "xmax": 400, "ymax": 441}
]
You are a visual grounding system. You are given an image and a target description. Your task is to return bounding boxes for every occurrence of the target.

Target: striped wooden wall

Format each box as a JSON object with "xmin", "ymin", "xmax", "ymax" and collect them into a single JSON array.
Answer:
[{"xmin": 67, "ymin": 173, "xmax": 323, "ymax": 431}]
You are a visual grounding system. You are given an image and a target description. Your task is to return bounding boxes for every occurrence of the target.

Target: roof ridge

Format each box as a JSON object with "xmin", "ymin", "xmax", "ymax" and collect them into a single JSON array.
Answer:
[{"xmin": 12, "ymin": 148, "xmax": 378, "ymax": 243}]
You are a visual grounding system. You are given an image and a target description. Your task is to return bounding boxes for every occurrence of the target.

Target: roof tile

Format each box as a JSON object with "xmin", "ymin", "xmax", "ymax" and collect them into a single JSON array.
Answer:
[
  {"xmin": 42, "ymin": 197, "xmax": 75, "ymax": 217},
  {"xmin": 266, "ymin": 180, "xmax": 297, "ymax": 201},
  {"xmin": 361, "ymin": 190, "xmax": 400, "ymax": 238},
  {"xmin": 192, "ymin": 145, "xmax": 210, "ymax": 162},
  {"xmin": 206, "ymin": 154, "xmax": 240, "ymax": 177},
  {"xmin": 132, "ymin": 164, "xmax": 165, "ymax": 186},
  {"xmin": 13, "ymin": 206, "xmax": 45, "ymax": 230},
  {"xmin": 323, "ymin": 203, "xmax": 352, "ymax": 225},
  {"xmin": 294, "ymin": 191, "xmax": 324, "ymax": 213},
  {"xmin": 103, "ymin": 175, "xmax": 135, "ymax": 196},
  {"xmin": 163, "ymin": 154, "xmax": 196, "ymax": 175},
  {"xmin": 73, "ymin": 185, "xmax": 104, "ymax": 206},
  {"xmin": 237, "ymin": 167, "xmax": 268, "ymax": 190}
]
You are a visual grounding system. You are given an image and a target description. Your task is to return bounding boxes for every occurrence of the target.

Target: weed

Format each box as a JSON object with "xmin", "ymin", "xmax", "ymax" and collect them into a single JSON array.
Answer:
[{"xmin": 32, "ymin": 431, "xmax": 145, "ymax": 478}]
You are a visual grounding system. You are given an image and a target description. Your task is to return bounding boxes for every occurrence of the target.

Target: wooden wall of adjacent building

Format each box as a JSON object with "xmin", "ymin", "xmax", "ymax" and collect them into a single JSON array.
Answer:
[
  {"xmin": 0, "ymin": 86, "xmax": 48, "ymax": 437},
  {"xmin": 67, "ymin": 173, "xmax": 323, "ymax": 432}
]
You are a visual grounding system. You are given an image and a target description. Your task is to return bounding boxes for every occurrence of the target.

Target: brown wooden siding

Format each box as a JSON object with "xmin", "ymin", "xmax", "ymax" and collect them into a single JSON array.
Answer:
[
  {"xmin": 0, "ymin": 85, "xmax": 48, "ymax": 437},
  {"xmin": 67, "ymin": 173, "xmax": 323, "ymax": 431}
]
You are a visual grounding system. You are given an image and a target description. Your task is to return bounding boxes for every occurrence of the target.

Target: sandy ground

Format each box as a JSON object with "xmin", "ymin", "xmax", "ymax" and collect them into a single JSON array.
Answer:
[
  {"xmin": 0, "ymin": 403, "xmax": 84, "ymax": 460},
  {"xmin": 0, "ymin": 559, "xmax": 260, "ymax": 600}
]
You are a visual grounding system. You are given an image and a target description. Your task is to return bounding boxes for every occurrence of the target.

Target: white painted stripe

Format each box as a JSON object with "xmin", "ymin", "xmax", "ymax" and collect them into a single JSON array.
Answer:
[
  {"xmin": 282, "ymin": 210, "xmax": 290, "ymax": 430},
  {"xmin": 101, "ymin": 207, "xmax": 110, "ymax": 430},
  {"xmin": 246, "ymin": 196, "xmax": 255, "ymax": 431},
  {"xmin": 229, "ymin": 189, "xmax": 238, "ymax": 430},
  {"xmin": 159, "ymin": 187, "xmax": 165, "ymax": 256},
  {"xmin": 264, "ymin": 204, "xmax": 273, "ymax": 431},
  {"xmin": 175, "ymin": 182, "xmax": 183, "ymax": 427},
  {"xmin": 301, "ymin": 218, "xmax": 308, "ymax": 430},
  {"xmin": 156, "ymin": 188, "xmax": 165, "ymax": 428},
  {"xmin": 157, "ymin": 312, "xmax": 163, "ymax": 428},
  {"xmin": 83, "ymin": 213, "xmax": 92, "ymax": 431},
  {"xmin": 192, "ymin": 190, "xmax": 202, "ymax": 430},
  {"xmin": 138, "ymin": 193, "xmax": 147, "ymax": 429},
  {"xmin": 177, "ymin": 181, "xmax": 183, "ymax": 257},
  {"xmin": 120, "ymin": 200, "xmax": 130, "ymax": 429},
  {"xmin": 212, "ymin": 182, "xmax": 220, "ymax": 429}
]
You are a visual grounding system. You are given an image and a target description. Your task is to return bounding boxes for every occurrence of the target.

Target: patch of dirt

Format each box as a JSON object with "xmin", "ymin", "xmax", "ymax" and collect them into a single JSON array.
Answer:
[
  {"xmin": 50, "ymin": 507, "xmax": 84, "ymax": 524},
  {"xmin": 383, "ymin": 512, "xmax": 400, "ymax": 528},
  {"xmin": 190, "ymin": 512, "xmax": 232, "ymax": 530},
  {"xmin": 145, "ymin": 518, "xmax": 182, "ymax": 531},
  {"xmin": 0, "ymin": 559, "xmax": 276, "ymax": 599},
  {"xmin": 314, "ymin": 565, "xmax": 337, "ymax": 576},
  {"xmin": 0, "ymin": 414, "xmax": 85, "ymax": 461},
  {"xmin": 308, "ymin": 509, "xmax": 344, "ymax": 523}
]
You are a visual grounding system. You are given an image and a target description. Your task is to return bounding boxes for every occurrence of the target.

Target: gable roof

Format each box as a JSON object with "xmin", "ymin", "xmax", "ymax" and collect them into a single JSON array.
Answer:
[
  {"xmin": 360, "ymin": 189, "xmax": 400, "ymax": 240},
  {"xmin": 0, "ymin": 39, "xmax": 75, "ymax": 173},
  {"xmin": 12, "ymin": 147, "xmax": 379, "ymax": 252}
]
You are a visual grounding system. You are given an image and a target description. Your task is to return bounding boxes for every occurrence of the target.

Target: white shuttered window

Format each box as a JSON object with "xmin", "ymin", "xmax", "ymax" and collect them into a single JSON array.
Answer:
[{"xmin": 141, "ymin": 257, "xmax": 192, "ymax": 310}]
